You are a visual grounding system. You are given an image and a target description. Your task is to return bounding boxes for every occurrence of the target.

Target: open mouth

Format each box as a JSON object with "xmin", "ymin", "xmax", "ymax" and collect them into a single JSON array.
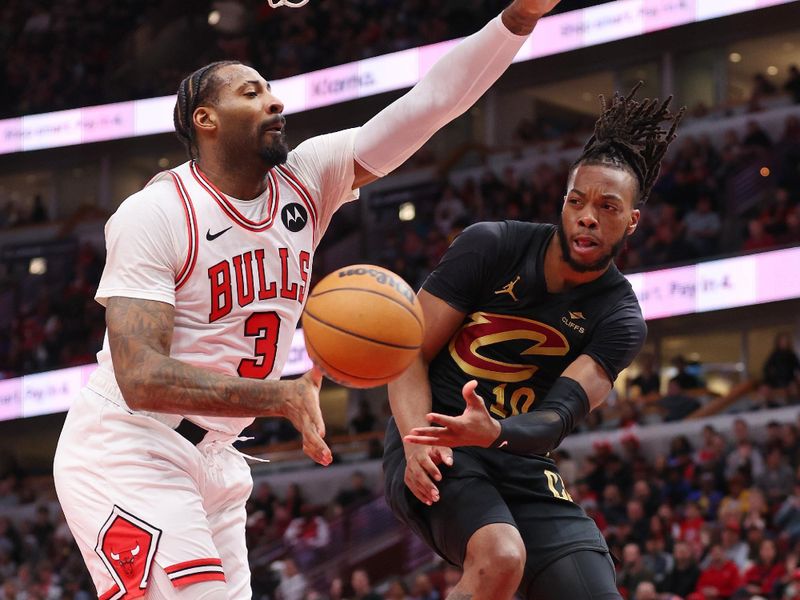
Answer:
[
  {"xmin": 262, "ymin": 119, "xmax": 285, "ymax": 135},
  {"xmin": 572, "ymin": 236, "xmax": 600, "ymax": 254}
]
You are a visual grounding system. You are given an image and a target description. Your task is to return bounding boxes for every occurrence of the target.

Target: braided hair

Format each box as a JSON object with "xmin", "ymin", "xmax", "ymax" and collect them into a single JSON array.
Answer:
[
  {"xmin": 575, "ymin": 81, "xmax": 685, "ymax": 205},
  {"xmin": 174, "ymin": 61, "xmax": 241, "ymax": 160}
]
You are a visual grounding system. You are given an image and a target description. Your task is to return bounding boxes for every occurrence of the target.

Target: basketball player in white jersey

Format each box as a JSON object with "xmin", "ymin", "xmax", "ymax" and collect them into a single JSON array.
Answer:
[{"xmin": 53, "ymin": 1, "xmax": 561, "ymax": 598}]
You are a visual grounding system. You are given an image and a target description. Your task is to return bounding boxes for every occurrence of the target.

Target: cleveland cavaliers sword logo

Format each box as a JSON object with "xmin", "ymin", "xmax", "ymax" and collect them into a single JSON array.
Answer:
[{"xmin": 449, "ymin": 312, "xmax": 569, "ymax": 382}]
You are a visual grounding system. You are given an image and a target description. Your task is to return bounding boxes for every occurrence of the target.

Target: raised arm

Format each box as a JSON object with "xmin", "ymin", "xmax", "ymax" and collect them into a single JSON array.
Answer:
[
  {"xmin": 107, "ymin": 296, "xmax": 331, "ymax": 465},
  {"xmin": 352, "ymin": 0, "xmax": 562, "ymax": 189}
]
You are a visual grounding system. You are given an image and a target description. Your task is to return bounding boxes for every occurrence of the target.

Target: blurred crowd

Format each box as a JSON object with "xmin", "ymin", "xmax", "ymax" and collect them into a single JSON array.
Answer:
[
  {"xmin": 0, "ymin": 243, "xmax": 105, "ymax": 380},
  {"xmin": 5, "ymin": 409, "xmax": 800, "ymax": 598},
  {"xmin": 1, "ymin": 111, "xmax": 799, "ymax": 384},
  {"xmin": 378, "ymin": 114, "xmax": 800, "ymax": 292},
  {"xmin": 0, "ymin": 0, "xmax": 608, "ymax": 119}
]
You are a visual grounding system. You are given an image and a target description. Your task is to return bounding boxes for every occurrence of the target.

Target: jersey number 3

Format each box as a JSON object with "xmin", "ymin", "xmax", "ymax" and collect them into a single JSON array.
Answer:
[{"xmin": 237, "ymin": 311, "xmax": 280, "ymax": 379}]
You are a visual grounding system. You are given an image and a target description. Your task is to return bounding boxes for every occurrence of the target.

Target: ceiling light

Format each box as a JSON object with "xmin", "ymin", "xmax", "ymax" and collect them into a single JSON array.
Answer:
[
  {"xmin": 208, "ymin": 10, "xmax": 221, "ymax": 26},
  {"xmin": 729, "ymin": 52, "xmax": 742, "ymax": 63},
  {"xmin": 766, "ymin": 66, "xmax": 778, "ymax": 76},
  {"xmin": 398, "ymin": 202, "xmax": 415, "ymax": 222}
]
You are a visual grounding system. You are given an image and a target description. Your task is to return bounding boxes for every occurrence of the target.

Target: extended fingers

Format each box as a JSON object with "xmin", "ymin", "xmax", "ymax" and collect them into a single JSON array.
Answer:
[
  {"xmin": 461, "ymin": 380, "xmax": 484, "ymax": 408},
  {"xmin": 404, "ymin": 433, "xmax": 455, "ymax": 447},
  {"xmin": 302, "ymin": 424, "xmax": 332, "ymax": 466},
  {"xmin": 406, "ymin": 456, "xmax": 441, "ymax": 505}
]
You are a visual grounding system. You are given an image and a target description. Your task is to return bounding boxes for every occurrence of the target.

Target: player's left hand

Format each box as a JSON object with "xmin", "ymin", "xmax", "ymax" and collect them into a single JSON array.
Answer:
[{"xmin": 404, "ymin": 380, "xmax": 501, "ymax": 448}]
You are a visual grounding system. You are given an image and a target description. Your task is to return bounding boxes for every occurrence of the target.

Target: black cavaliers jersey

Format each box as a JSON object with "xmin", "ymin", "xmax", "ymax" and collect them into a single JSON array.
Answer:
[{"xmin": 423, "ymin": 221, "xmax": 646, "ymax": 419}]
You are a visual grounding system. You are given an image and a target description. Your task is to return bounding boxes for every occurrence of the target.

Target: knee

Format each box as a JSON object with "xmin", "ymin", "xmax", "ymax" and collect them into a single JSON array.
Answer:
[{"xmin": 464, "ymin": 528, "xmax": 526, "ymax": 582}]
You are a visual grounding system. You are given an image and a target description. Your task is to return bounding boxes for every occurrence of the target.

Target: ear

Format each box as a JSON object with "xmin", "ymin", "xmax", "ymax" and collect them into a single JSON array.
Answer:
[
  {"xmin": 627, "ymin": 208, "xmax": 640, "ymax": 235},
  {"xmin": 193, "ymin": 106, "xmax": 217, "ymax": 133}
]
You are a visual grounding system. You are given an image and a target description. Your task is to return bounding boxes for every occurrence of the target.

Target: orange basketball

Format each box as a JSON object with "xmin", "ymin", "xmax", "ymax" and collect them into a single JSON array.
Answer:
[{"xmin": 302, "ymin": 265, "xmax": 425, "ymax": 388}]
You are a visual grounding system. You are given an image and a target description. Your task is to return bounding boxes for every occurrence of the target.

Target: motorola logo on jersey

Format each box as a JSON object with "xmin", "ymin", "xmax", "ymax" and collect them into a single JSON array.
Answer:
[
  {"xmin": 281, "ymin": 203, "xmax": 308, "ymax": 232},
  {"xmin": 449, "ymin": 312, "xmax": 570, "ymax": 383}
]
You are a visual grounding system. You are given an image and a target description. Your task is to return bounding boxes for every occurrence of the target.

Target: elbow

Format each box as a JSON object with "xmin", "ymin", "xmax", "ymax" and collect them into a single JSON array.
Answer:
[{"xmin": 116, "ymin": 371, "xmax": 153, "ymax": 411}]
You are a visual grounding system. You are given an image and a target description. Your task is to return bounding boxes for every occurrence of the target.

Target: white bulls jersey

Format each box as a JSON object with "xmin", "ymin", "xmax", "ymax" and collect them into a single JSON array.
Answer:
[{"xmin": 90, "ymin": 129, "xmax": 360, "ymax": 435}]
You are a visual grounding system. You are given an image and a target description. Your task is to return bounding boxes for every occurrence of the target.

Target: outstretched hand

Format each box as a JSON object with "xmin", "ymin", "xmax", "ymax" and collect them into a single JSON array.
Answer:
[
  {"xmin": 285, "ymin": 367, "xmax": 332, "ymax": 466},
  {"xmin": 510, "ymin": 0, "xmax": 562, "ymax": 19},
  {"xmin": 404, "ymin": 380, "xmax": 501, "ymax": 449}
]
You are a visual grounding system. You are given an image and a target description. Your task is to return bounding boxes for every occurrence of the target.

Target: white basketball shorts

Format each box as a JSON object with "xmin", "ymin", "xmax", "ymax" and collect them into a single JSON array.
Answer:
[{"xmin": 53, "ymin": 387, "xmax": 254, "ymax": 599}]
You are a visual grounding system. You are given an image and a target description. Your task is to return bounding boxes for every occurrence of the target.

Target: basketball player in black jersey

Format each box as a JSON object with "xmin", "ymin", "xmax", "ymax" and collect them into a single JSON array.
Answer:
[{"xmin": 383, "ymin": 85, "xmax": 684, "ymax": 600}]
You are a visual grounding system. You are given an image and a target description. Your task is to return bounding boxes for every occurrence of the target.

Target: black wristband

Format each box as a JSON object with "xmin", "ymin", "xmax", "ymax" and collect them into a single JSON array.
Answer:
[{"xmin": 490, "ymin": 376, "xmax": 590, "ymax": 455}]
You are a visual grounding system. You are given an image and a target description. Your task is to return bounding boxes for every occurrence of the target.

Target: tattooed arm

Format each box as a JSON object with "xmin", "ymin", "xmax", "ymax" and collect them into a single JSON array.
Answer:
[{"xmin": 107, "ymin": 296, "xmax": 331, "ymax": 464}]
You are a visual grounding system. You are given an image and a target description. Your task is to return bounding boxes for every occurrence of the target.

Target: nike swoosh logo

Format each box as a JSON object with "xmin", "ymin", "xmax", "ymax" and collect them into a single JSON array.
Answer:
[{"xmin": 206, "ymin": 226, "xmax": 232, "ymax": 241}]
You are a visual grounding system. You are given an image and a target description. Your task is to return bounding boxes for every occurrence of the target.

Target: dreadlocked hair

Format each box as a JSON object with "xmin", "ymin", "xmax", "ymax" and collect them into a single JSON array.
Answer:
[
  {"xmin": 576, "ymin": 81, "xmax": 685, "ymax": 205},
  {"xmin": 174, "ymin": 61, "xmax": 241, "ymax": 160}
]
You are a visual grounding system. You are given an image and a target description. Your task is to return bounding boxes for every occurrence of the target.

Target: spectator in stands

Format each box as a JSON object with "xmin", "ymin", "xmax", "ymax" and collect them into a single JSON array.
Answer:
[
  {"xmin": 618, "ymin": 543, "xmax": 655, "ymax": 599},
  {"xmin": 758, "ymin": 447, "xmax": 795, "ymax": 504},
  {"xmin": 776, "ymin": 481, "xmax": 800, "ymax": 544},
  {"xmin": 250, "ymin": 481, "xmax": 279, "ymax": 524},
  {"xmin": 781, "ymin": 205, "xmax": 800, "ymax": 245},
  {"xmin": 695, "ymin": 426, "xmax": 728, "ymax": 471},
  {"xmin": 751, "ymin": 73, "xmax": 778, "ymax": 103},
  {"xmin": 384, "ymin": 578, "xmax": 412, "ymax": 600},
  {"xmin": 633, "ymin": 580, "xmax": 657, "ymax": 600},
  {"xmin": 785, "ymin": 65, "xmax": 800, "ymax": 104},
  {"xmin": 602, "ymin": 483, "xmax": 628, "ymax": 526},
  {"xmin": 642, "ymin": 536, "xmax": 673, "ymax": 589},
  {"xmin": 275, "ymin": 557, "xmax": 308, "ymax": 600},
  {"xmin": 627, "ymin": 353, "xmax": 661, "ymax": 402},
  {"xmin": 738, "ymin": 538, "xmax": 786, "ymax": 599},
  {"xmin": 671, "ymin": 356, "xmax": 705, "ymax": 391},
  {"xmin": 333, "ymin": 471, "xmax": 374, "ymax": 513},
  {"xmin": 283, "ymin": 482, "xmax": 306, "ymax": 520},
  {"xmin": 725, "ymin": 437, "xmax": 766, "ymax": 481},
  {"xmin": 283, "ymin": 507, "xmax": 331, "ymax": 570},
  {"xmin": 351, "ymin": 568, "xmax": 382, "ymax": 600},
  {"xmin": 328, "ymin": 576, "xmax": 346, "ymax": 600},
  {"xmin": 719, "ymin": 471, "xmax": 755, "ymax": 520},
  {"xmin": 660, "ymin": 541, "xmax": 701, "ymax": 599},
  {"xmin": 657, "ymin": 379, "xmax": 702, "ymax": 422},
  {"xmin": 350, "ymin": 398, "xmax": 378, "ymax": 434},
  {"xmin": 433, "ymin": 185, "xmax": 466, "ymax": 236},
  {"xmin": 411, "ymin": 572, "xmax": 441, "ymax": 600},
  {"xmin": 688, "ymin": 471, "xmax": 724, "ymax": 521},
  {"xmin": 761, "ymin": 332, "xmax": 800, "ymax": 405},
  {"xmin": 684, "ymin": 195, "xmax": 722, "ymax": 257},
  {"xmin": 743, "ymin": 218, "xmax": 777, "ymax": 252},
  {"xmin": 719, "ymin": 522, "xmax": 749, "ymax": 571},
  {"xmin": 743, "ymin": 120, "xmax": 773, "ymax": 156},
  {"xmin": 627, "ymin": 499, "xmax": 650, "ymax": 546},
  {"xmin": 689, "ymin": 543, "xmax": 741, "ymax": 600}
]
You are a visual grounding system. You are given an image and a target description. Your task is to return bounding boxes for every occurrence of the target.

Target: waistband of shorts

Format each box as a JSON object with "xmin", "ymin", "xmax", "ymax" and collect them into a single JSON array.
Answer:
[{"xmin": 86, "ymin": 367, "xmax": 181, "ymax": 429}]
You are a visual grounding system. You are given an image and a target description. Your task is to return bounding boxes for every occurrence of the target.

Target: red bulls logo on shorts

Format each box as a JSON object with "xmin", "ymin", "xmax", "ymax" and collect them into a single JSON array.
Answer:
[{"xmin": 95, "ymin": 506, "xmax": 162, "ymax": 600}]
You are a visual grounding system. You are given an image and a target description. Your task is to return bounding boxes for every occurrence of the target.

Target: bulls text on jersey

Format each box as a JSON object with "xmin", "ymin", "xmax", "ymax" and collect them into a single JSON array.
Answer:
[{"xmin": 208, "ymin": 247, "xmax": 310, "ymax": 323}]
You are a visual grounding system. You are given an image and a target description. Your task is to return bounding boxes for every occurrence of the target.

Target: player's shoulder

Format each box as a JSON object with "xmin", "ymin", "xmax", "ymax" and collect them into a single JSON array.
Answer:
[
  {"xmin": 286, "ymin": 129, "xmax": 358, "ymax": 167},
  {"xmin": 595, "ymin": 268, "xmax": 645, "ymax": 326},
  {"xmin": 111, "ymin": 171, "xmax": 186, "ymax": 224}
]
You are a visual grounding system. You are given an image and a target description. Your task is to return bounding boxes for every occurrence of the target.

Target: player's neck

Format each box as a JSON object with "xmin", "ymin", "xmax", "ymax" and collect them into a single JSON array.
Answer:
[
  {"xmin": 544, "ymin": 235, "xmax": 609, "ymax": 293},
  {"xmin": 195, "ymin": 154, "xmax": 270, "ymax": 201}
]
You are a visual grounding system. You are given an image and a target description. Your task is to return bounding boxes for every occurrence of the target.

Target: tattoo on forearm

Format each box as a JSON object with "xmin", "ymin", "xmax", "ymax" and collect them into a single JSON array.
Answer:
[{"xmin": 106, "ymin": 297, "xmax": 293, "ymax": 417}]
